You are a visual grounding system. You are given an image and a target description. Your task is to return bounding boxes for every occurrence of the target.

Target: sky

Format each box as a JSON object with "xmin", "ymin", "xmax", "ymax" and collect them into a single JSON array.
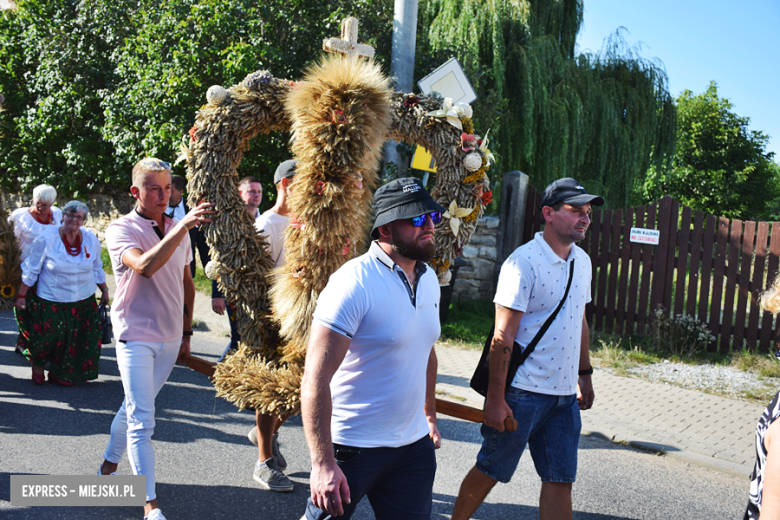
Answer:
[{"xmin": 576, "ymin": 0, "xmax": 780, "ymax": 160}]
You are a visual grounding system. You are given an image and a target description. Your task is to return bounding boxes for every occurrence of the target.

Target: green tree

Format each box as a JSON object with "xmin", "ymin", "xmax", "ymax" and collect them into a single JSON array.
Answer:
[
  {"xmin": 0, "ymin": 0, "xmax": 126, "ymax": 197},
  {"xmin": 418, "ymin": 0, "xmax": 676, "ymax": 206},
  {"xmin": 642, "ymin": 82, "xmax": 779, "ymax": 220},
  {"xmin": 0, "ymin": 0, "xmax": 393, "ymax": 198}
]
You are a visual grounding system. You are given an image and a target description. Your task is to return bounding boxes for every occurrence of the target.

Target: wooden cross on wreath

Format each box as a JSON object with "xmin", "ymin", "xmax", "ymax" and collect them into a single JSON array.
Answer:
[
  {"xmin": 322, "ymin": 17, "xmax": 375, "ymax": 59},
  {"xmin": 181, "ymin": 17, "xmax": 492, "ymax": 416}
]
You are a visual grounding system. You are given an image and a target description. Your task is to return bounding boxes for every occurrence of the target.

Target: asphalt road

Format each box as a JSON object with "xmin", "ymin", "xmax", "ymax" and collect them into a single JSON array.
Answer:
[{"xmin": 0, "ymin": 311, "xmax": 748, "ymax": 519}]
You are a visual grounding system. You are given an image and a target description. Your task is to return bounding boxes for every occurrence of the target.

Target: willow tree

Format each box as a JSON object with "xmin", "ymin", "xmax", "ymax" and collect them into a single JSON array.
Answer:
[{"xmin": 419, "ymin": 0, "xmax": 676, "ymax": 206}]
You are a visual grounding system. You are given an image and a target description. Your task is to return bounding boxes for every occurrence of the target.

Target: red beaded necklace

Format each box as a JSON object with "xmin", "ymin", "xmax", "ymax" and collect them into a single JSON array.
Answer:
[
  {"xmin": 60, "ymin": 229, "xmax": 82, "ymax": 257},
  {"xmin": 30, "ymin": 208, "xmax": 54, "ymax": 225}
]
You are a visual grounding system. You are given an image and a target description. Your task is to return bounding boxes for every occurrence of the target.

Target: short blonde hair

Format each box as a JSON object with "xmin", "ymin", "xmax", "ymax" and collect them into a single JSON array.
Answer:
[
  {"xmin": 761, "ymin": 274, "xmax": 780, "ymax": 315},
  {"xmin": 32, "ymin": 184, "xmax": 57, "ymax": 204},
  {"xmin": 132, "ymin": 158, "xmax": 172, "ymax": 187}
]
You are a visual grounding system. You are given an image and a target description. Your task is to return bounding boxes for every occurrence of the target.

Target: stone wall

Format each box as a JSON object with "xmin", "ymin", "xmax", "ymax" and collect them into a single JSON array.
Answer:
[
  {"xmin": 452, "ymin": 216, "xmax": 499, "ymax": 302},
  {"xmin": 2, "ymin": 191, "xmax": 135, "ymax": 245}
]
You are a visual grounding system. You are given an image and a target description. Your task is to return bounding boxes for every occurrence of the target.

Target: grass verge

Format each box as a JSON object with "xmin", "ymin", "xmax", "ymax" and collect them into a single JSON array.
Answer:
[{"xmin": 440, "ymin": 300, "xmax": 494, "ymax": 349}]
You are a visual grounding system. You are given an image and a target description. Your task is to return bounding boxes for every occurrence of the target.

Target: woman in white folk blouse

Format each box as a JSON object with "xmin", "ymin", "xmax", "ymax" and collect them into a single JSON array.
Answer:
[
  {"xmin": 14, "ymin": 201, "xmax": 109, "ymax": 386},
  {"xmin": 9, "ymin": 184, "xmax": 62, "ymax": 355}
]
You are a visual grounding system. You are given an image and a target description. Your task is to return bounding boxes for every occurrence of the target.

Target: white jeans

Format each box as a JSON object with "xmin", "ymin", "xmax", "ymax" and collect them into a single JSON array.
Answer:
[{"xmin": 103, "ymin": 338, "xmax": 180, "ymax": 502}]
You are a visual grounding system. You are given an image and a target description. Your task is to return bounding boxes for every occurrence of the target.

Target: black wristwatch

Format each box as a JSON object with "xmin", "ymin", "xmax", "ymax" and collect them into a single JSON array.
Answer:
[
  {"xmin": 578, "ymin": 366, "xmax": 593, "ymax": 376},
  {"xmin": 182, "ymin": 330, "xmax": 193, "ymax": 337}
]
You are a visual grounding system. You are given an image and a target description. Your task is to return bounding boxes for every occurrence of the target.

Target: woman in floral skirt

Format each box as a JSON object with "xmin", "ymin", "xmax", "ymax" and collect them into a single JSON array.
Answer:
[
  {"xmin": 14, "ymin": 200, "xmax": 109, "ymax": 386},
  {"xmin": 9, "ymin": 184, "xmax": 62, "ymax": 354}
]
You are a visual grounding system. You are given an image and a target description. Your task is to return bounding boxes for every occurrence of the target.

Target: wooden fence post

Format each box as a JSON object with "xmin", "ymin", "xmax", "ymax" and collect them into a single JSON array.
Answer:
[{"xmin": 494, "ymin": 171, "xmax": 529, "ymax": 288}]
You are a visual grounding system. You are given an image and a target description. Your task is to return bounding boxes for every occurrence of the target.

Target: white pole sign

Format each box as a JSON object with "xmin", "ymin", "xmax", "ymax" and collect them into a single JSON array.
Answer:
[{"xmin": 629, "ymin": 227, "xmax": 660, "ymax": 245}]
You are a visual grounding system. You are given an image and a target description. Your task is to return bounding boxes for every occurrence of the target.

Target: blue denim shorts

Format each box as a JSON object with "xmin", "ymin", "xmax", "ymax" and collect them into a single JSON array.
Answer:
[{"xmin": 476, "ymin": 387, "xmax": 581, "ymax": 484}]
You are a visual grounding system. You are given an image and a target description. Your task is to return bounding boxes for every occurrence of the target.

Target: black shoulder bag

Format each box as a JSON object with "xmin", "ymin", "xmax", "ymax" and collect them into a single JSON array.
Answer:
[{"xmin": 470, "ymin": 258, "xmax": 575, "ymax": 397}]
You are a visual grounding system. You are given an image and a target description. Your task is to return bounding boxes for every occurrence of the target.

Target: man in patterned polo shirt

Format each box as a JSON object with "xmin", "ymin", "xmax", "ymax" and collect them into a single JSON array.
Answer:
[{"xmin": 452, "ymin": 178, "xmax": 604, "ymax": 520}]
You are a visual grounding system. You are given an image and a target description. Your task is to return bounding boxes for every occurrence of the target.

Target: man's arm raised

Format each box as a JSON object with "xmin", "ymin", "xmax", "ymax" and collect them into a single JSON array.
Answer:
[
  {"xmin": 483, "ymin": 304, "xmax": 523, "ymax": 432},
  {"xmin": 301, "ymin": 323, "xmax": 352, "ymax": 516},
  {"xmin": 122, "ymin": 201, "xmax": 213, "ymax": 278}
]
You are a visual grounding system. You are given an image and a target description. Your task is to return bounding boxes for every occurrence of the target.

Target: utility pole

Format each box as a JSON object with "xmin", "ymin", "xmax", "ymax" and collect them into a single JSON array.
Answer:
[{"xmin": 383, "ymin": 0, "xmax": 419, "ymax": 179}]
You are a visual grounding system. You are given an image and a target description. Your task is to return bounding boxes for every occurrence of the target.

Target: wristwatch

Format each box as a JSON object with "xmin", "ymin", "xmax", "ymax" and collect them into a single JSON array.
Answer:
[{"xmin": 578, "ymin": 366, "xmax": 593, "ymax": 376}]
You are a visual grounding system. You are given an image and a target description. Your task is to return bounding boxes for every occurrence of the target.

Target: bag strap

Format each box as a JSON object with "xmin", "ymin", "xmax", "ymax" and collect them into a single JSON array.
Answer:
[{"xmin": 515, "ymin": 257, "xmax": 576, "ymax": 365}]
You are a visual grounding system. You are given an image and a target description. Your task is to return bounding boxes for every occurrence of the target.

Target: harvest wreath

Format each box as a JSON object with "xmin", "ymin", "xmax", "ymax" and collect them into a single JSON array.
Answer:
[{"xmin": 181, "ymin": 17, "xmax": 493, "ymax": 415}]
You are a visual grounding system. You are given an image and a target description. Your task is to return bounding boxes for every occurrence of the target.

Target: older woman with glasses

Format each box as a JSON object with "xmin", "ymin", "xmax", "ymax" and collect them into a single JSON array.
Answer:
[{"xmin": 15, "ymin": 201, "xmax": 109, "ymax": 386}]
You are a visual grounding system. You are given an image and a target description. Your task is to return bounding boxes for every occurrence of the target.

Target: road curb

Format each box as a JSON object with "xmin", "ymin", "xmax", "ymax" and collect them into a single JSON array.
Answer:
[{"xmin": 581, "ymin": 424, "xmax": 751, "ymax": 478}]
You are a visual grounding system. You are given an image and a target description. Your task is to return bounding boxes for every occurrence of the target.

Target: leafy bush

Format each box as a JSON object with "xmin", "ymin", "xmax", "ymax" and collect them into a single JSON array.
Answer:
[{"xmin": 649, "ymin": 308, "xmax": 715, "ymax": 359}]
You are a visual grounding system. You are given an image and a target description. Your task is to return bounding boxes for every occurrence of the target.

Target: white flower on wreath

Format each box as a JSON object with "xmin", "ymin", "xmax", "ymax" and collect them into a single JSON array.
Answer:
[
  {"xmin": 444, "ymin": 200, "xmax": 474, "ymax": 237},
  {"xmin": 426, "ymin": 98, "xmax": 473, "ymax": 130},
  {"xmin": 479, "ymin": 129, "xmax": 495, "ymax": 165}
]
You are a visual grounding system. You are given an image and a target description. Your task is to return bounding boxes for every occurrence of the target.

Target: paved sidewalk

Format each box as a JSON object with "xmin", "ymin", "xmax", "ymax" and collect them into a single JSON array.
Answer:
[
  {"xmin": 434, "ymin": 343, "xmax": 763, "ymax": 478},
  {"xmin": 107, "ymin": 277, "xmax": 765, "ymax": 477}
]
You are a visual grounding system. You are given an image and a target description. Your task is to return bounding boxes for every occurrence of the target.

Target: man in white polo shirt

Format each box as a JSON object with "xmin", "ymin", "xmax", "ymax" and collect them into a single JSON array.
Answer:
[
  {"xmin": 301, "ymin": 177, "xmax": 444, "ymax": 520},
  {"xmin": 451, "ymin": 178, "xmax": 603, "ymax": 520},
  {"xmin": 248, "ymin": 159, "xmax": 296, "ymax": 492},
  {"xmin": 98, "ymin": 158, "xmax": 213, "ymax": 520}
]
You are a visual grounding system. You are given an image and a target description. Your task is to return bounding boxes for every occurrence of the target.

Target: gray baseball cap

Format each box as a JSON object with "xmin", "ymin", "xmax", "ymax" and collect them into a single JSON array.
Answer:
[{"xmin": 274, "ymin": 160, "xmax": 297, "ymax": 184}]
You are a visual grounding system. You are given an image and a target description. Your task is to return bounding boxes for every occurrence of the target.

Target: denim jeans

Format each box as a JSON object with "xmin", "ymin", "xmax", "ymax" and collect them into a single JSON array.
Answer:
[{"xmin": 305, "ymin": 435, "xmax": 437, "ymax": 520}]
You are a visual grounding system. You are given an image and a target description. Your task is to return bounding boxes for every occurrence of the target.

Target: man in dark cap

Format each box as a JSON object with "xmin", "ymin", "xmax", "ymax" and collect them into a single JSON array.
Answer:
[
  {"xmin": 300, "ymin": 177, "xmax": 444, "ymax": 519},
  {"xmin": 452, "ymin": 178, "xmax": 604, "ymax": 520}
]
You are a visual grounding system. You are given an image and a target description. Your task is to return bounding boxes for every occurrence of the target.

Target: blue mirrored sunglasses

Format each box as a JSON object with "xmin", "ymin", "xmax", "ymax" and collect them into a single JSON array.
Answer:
[{"xmin": 410, "ymin": 211, "xmax": 442, "ymax": 227}]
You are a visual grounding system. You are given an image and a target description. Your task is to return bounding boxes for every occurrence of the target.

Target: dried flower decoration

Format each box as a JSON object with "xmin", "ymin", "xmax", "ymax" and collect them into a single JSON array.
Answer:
[
  {"xmin": 425, "ymin": 97, "xmax": 473, "ymax": 130},
  {"xmin": 461, "ymin": 133, "xmax": 478, "ymax": 152},
  {"xmin": 479, "ymin": 129, "xmax": 495, "ymax": 165},
  {"xmin": 290, "ymin": 214, "xmax": 306, "ymax": 231},
  {"xmin": 462, "ymin": 117, "xmax": 474, "ymax": 134},
  {"xmin": 204, "ymin": 260, "xmax": 219, "ymax": 280},
  {"xmin": 472, "ymin": 183, "xmax": 484, "ymax": 199},
  {"xmin": 0, "ymin": 283, "xmax": 15, "ymax": 299},
  {"xmin": 244, "ymin": 70, "xmax": 273, "ymax": 90},
  {"xmin": 206, "ymin": 85, "xmax": 228, "ymax": 105},
  {"xmin": 481, "ymin": 190, "xmax": 494, "ymax": 206},
  {"xmin": 444, "ymin": 200, "xmax": 474, "ymax": 237},
  {"xmin": 463, "ymin": 156, "xmax": 488, "ymax": 184},
  {"xmin": 188, "ymin": 125, "xmax": 198, "ymax": 142},
  {"xmin": 463, "ymin": 152, "xmax": 483, "ymax": 172},
  {"xmin": 431, "ymin": 257, "xmax": 450, "ymax": 272},
  {"xmin": 463, "ymin": 209, "xmax": 479, "ymax": 223},
  {"xmin": 403, "ymin": 94, "xmax": 419, "ymax": 108},
  {"xmin": 332, "ymin": 109, "xmax": 348, "ymax": 125},
  {"xmin": 315, "ymin": 181, "xmax": 326, "ymax": 195}
]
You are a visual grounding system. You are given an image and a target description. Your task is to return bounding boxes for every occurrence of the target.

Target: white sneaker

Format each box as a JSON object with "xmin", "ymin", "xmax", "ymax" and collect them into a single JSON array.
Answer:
[{"xmin": 144, "ymin": 508, "xmax": 167, "ymax": 520}]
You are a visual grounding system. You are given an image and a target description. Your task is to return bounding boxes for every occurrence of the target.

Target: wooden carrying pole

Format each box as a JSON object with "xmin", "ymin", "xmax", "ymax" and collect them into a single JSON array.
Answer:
[{"xmin": 180, "ymin": 353, "xmax": 517, "ymax": 431}]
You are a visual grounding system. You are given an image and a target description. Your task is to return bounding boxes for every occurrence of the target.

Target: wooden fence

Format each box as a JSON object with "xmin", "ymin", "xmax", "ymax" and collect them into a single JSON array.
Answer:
[{"xmin": 523, "ymin": 187, "xmax": 780, "ymax": 353}]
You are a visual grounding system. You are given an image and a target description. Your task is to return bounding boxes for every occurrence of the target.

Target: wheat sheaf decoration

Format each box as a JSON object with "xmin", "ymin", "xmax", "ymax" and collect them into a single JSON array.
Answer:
[
  {"xmin": 0, "ymin": 200, "xmax": 22, "ymax": 312},
  {"xmin": 183, "ymin": 17, "xmax": 493, "ymax": 415}
]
